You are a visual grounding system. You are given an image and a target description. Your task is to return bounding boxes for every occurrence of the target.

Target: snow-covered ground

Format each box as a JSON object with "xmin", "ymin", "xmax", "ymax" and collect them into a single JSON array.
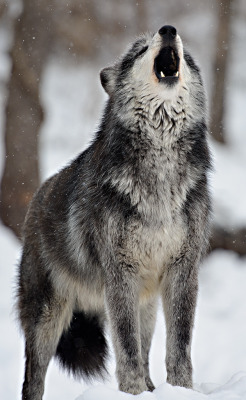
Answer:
[{"xmin": 1, "ymin": 8, "xmax": 246, "ymax": 400}]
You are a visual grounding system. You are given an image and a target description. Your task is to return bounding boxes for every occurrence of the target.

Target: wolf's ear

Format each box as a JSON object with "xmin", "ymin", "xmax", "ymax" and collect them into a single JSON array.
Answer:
[{"xmin": 100, "ymin": 66, "xmax": 117, "ymax": 96}]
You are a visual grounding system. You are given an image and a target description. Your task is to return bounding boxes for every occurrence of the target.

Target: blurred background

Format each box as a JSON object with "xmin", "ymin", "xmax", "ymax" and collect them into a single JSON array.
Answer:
[{"xmin": 0, "ymin": 1, "xmax": 246, "ymax": 399}]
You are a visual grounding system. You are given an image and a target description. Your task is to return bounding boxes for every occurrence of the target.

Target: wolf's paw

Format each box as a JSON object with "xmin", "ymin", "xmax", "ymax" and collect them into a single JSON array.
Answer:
[
  {"xmin": 119, "ymin": 377, "xmax": 148, "ymax": 395},
  {"xmin": 145, "ymin": 376, "xmax": 155, "ymax": 392}
]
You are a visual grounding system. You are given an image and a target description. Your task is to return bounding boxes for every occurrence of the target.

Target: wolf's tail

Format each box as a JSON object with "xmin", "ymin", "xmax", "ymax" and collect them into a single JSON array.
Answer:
[{"xmin": 55, "ymin": 311, "xmax": 108, "ymax": 379}]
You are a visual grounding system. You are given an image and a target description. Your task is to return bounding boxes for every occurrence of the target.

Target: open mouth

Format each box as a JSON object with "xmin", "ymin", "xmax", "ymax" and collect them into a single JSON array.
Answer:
[{"xmin": 154, "ymin": 46, "xmax": 180, "ymax": 82}]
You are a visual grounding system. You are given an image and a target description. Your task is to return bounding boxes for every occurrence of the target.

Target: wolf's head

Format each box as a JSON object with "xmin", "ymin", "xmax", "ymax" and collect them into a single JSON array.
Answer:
[{"xmin": 100, "ymin": 26, "xmax": 206, "ymax": 131}]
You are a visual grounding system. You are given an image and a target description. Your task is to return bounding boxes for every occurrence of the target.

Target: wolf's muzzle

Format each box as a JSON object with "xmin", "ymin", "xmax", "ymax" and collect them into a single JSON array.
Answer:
[{"xmin": 154, "ymin": 25, "xmax": 180, "ymax": 84}]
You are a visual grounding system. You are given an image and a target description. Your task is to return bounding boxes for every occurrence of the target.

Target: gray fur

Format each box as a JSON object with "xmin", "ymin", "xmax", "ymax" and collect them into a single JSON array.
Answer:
[{"xmin": 17, "ymin": 26, "xmax": 211, "ymax": 399}]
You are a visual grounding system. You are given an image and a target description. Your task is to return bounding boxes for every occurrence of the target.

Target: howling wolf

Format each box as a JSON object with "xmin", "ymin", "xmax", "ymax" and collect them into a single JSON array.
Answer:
[{"xmin": 17, "ymin": 25, "xmax": 211, "ymax": 399}]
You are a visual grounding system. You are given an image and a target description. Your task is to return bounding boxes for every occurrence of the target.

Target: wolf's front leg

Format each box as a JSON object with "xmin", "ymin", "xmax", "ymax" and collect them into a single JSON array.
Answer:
[
  {"xmin": 140, "ymin": 299, "xmax": 158, "ymax": 391},
  {"xmin": 105, "ymin": 265, "xmax": 148, "ymax": 395},
  {"xmin": 162, "ymin": 257, "xmax": 198, "ymax": 389}
]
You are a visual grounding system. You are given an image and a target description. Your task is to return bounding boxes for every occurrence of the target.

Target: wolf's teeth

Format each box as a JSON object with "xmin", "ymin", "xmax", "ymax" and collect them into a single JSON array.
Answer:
[
  {"xmin": 175, "ymin": 71, "xmax": 179, "ymax": 77},
  {"xmin": 160, "ymin": 71, "xmax": 165, "ymax": 78}
]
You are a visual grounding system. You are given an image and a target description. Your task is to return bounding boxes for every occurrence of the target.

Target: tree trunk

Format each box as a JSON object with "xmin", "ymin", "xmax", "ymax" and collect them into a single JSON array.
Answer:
[
  {"xmin": 210, "ymin": 0, "xmax": 233, "ymax": 143},
  {"xmin": 0, "ymin": 0, "xmax": 53, "ymax": 239}
]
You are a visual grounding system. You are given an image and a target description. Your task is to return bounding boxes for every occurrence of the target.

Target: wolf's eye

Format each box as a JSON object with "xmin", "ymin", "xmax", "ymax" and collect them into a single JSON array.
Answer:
[{"xmin": 136, "ymin": 46, "xmax": 148, "ymax": 58}]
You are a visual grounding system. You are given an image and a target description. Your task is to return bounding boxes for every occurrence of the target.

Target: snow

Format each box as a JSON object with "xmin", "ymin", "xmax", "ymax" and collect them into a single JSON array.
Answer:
[
  {"xmin": 76, "ymin": 373, "xmax": 246, "ymax": 399},
  {"xmin": 1, "ymin": 7, "xmax": 246, "ymax": 400}
]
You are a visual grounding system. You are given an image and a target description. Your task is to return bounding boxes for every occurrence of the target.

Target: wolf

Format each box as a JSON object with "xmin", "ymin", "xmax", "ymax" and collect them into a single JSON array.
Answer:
[{"xmin": 17, "ymin": 25, "xmax": 211, "ymax": 399}]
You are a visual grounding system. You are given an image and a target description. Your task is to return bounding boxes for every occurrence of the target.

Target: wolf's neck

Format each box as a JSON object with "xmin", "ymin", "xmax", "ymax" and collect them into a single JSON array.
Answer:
[{"xmin": 134, "ymin": 95, "xmax": 192, "ymax": 147}]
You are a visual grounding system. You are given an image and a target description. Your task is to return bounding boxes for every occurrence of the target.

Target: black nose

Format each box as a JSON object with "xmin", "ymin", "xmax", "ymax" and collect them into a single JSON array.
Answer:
[{"xmin": 159, "ymin": 25, "xmax": 177, "ymax": 38}]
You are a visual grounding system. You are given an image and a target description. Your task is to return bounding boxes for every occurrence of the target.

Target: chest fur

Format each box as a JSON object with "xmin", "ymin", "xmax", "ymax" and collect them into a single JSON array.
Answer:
[
  {"xmin": 124, "ymin": 214, "xmax": 187, "ymax": 303},
  {"xmin": 111, "ymin": 140, "xmax": 195, "ymax": 301},
  {"xmin": 111, "ymin": 140, "xmax": 195, "ymax": 224}
]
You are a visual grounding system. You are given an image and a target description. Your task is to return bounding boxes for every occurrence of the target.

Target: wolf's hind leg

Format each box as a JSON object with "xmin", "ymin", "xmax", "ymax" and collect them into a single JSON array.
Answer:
[
  {"xmin": 21, "ymin": 295, "xmax": 73, "ymax": 400},
  {"xmin": 140, "ymin": 298, "xmax": 158, "ymax": 391}
]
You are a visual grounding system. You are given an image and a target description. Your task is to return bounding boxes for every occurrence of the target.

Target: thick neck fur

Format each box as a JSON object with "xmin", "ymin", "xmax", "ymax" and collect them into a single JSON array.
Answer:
[
  {"xmin": 137, "ymin": 94, "xmax": 191, "ymax": 146},
  {"xmin": 95, "ymin": 90, "xmax": 203, "ymax": 224},
  {"xmin": 110, "ymin": 83, "xmax": 197, "ymax": 150}
]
